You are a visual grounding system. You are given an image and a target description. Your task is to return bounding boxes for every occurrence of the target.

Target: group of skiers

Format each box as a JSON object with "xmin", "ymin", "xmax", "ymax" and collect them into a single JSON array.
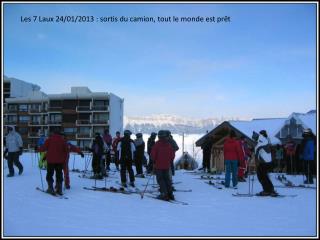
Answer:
[
  {"xmin": 4, "ymin": 125, "xmax": 315, "ymax": 199},
  {"xmin": 221, "ymin": 128, "xmax": 316, "ymax": 197}
]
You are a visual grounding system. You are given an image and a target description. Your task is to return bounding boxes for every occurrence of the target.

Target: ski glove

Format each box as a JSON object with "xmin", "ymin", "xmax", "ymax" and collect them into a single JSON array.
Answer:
[
  {"xmin": 4, "ymin": 148, "xmax": 8, "ymax": 155},
  {"xmin": 18, "ymin": 147, "xmax": 23, "ymax": 156},
  {"xmin": 80, "ymin": 152, "xmax": 84, "ymax": 158}
]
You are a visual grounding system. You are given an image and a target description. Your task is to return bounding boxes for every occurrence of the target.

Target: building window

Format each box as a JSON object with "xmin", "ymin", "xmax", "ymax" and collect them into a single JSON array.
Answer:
[
  {"xmin": 18, "ymin": 127, "xmax": 28, "ymax": 135},
  {"xmin": 64, "ymin": 128, "xmax": 77, "ymax": 135},
  {"xmin": 8, "ymin": 104, "xmax": 17, "ymax": 111},
  {"xmin": 19, "ymin": 104, "xmax": 28, "ymax": 112},
  {"xmin": 7, "ymin": 115, "xmax": 17, "ymax": 124},
  {"xmin": 19, "ymin": 116, "xmax": 30, "ymax": 122}
]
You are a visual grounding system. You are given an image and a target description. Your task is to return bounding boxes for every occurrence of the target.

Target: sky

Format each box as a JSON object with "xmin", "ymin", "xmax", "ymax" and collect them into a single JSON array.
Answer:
[{"xmin": 3, "ymin": 2, "xmax": 317, "ymax": 119}]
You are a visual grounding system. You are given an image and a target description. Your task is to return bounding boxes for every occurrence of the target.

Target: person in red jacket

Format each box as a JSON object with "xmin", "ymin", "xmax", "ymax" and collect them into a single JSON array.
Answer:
[
  {"xmin": 151, "ymin": 130, "xmax": 175, "ymax": 201},
  {"xmin": 59, "ymin": 133, "xmax": 84, "ymax": 190},
  {"xmin": 37, "ymin": 128, "xmax": 68, "ymax": 195},
  {"xmin": 112, "ymin": 131, "xmax": 121, "ymax": 171},
  {"xmin": 223, "ymin": 130, "xmax": 244, "ymax": 189}
]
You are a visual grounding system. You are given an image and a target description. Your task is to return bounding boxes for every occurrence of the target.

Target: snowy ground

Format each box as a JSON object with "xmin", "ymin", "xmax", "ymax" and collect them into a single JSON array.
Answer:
[{"xmin": 3, "ymin": 152, "xmax": 318, "ymax": 237}]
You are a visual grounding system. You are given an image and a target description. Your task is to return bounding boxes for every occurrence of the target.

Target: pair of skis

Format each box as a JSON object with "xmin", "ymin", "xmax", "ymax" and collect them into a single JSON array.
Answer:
[
  {"xmin": 275, "ymin": 175, "xmax": 316, "ymax": 189},
  {"xmin": 232, "ymin": 192, "xmax": 297, "ymax": 198},
  {"xmin": 36, "ymin": 187, "xmax": 68, "ymax": 199}
]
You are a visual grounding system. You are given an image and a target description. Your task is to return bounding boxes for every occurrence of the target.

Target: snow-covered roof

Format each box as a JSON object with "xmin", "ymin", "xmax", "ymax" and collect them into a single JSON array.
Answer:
[
  {"xmin": 293, "ymin": 112, "xmax": 316, "ymax": 134},
  {"xmin": 5, "ymin": 90, "xmax": 48, "ymax": 103},
  {"xmin": 229, "ymin": 118, "xmax": 286, "ymax": 144}
]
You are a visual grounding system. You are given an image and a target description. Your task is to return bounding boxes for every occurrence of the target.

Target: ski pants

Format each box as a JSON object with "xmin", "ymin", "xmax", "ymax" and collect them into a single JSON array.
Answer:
[
  {"xmin": 120, "ymin": 157, "xmax": 135, "ymax": 183},
  {"xmin": 156, "ymin": 169, "xmax": 173, "ymax": 197},
  {"xmin": 225, "ymin": 160, "xmax": 238, "ymax": 187},
  {"xmin": 147, "ymin": 155, "xmax": 154, "ymax": 173},
  {"xmin": 7, "ymin": 151, "xmax": 23, "ymax": 175},
  {"xmin": 92, "ymin": 154, "xmax": 102, "ymax": 175},
  {"xmin": 303, "ymin": 160, "xmax": 314, "ymax": 183},
  {"xmin": 105, "ymin": 151, "xmax": 111, "ymax": 169},
  {"xmin": 257, "ymin": 161, "xmax": 275, "ymax": 193},
  {"xmin": 46, "ymin": 163, "xmax": 63, "ymax": 186},
  {"xmin": 63, "ymin": 159, "xmax": 70, "ymax": 187},
  {"xmin": 135, "ymin": 155, "xmax": 144, "ymax": 175}
]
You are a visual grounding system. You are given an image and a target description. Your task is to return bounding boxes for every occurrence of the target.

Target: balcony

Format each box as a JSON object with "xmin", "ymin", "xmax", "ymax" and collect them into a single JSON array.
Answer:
[
  {"xmin": 28, "ymin": 120, "xmax": 46, "ymax": 126},
  {"xmin": 47, "ymin": 106, "xmax": 62, "ymax": 112},
  {"xmin": 4, "ymin": 120, "xmax": 17, "ymax": 125},
  {"xmin": 28, "ymin": 132, "xmax": 40, "ymax": 138},
  {"xmin": 5, "ymin": 108, "xmax": 18, "ymax": 113},
  {"xmin": 76, "ymin": 133, "xmax": 92, "ymax": 139},
  {"xmin": 76, "ymin": 106, "xmax": 91, "ymax": 112},
  {"xmin": 29, "ymin": 107, "xmax": 47, "ymax": 114},
  {"xmin": 47, "ymin": 120, "xmax": 62, "ymax": 125},
  {"xmin": 92, "ymin": 119, "xmax": 109, "ymax": 125},
  {"xmin": 76, "ymin": 119, "xmax": 92, "ymax": 125},
  {"xmin": 91, "ymin": 105, "xmax": 109, "ymax": 112}
]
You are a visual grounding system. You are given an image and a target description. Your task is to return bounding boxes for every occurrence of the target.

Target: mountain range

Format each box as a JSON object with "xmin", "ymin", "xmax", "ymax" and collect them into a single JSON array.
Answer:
[{"xmin": 124, "ymin": 114, "xmax": 246, "ymax": 134}]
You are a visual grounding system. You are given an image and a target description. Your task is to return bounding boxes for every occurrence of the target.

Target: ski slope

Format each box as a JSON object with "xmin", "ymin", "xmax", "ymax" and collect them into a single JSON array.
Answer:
[{"xmin": 3, "ymin": 152, "xmax": 317, "ymax": 237}]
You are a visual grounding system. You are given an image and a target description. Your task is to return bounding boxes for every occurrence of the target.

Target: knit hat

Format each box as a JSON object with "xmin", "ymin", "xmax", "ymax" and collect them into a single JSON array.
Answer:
[
  {"xmin": 124, "ymin": 130, "xmax": 132, "ymax": 136},
  {"xmin": 136, "ymin": 133, "xmax": 143, "ymax": 138},
  {"xmin": 157, "ymin": 130, "xmax": 167, "ymax": 139}
]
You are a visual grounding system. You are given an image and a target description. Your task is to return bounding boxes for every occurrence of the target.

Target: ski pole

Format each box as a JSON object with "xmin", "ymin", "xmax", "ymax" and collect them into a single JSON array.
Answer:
[
  {"xmin": 36, "ymin": 153, "xmax": 44, "ymax": 191},
  {"xmin": 141, "ymin": 172, "xmax": 153, "ymax": 199},
  {"xmin": 72, "ymin": 153, "xmax": 75, "ymax": 171}
]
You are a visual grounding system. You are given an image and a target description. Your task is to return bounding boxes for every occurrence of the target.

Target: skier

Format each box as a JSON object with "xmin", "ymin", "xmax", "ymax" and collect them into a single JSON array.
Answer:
[
  {"xmin": 134, "ymin": 133, "xmax": 145, "ymax": 178},
  {"xmin": 36, "ymin": 128, "xmax": 68, "ymax": 195},
  {"xmin": 238, "ymin": 136, "xmax": 251, "ymax": 181},
  {"xmin": 201, "ymin": 139, "xmax": 212, "ymax": 173},
  {"xmin": 254, "ymin": 130, "xmax": 278, "ymax": 196},
  {"xmin": 117, "ymin": 130, "xmax": 136, "ymax": 187},
  {"xmin": 37, "ymin": 133, "xmax": 47, "ymax": 170},
  {"xmin": 4, "ymin": 126, "xmax": 24, "ymax": 177},
  {"xmin": 103, "ymin": 129, "xmax": 113, "ymax": 171},
  {"xmin": 146, "ymin": 132, "xmax": 157, "ymax": 174},
  {"xmin": 112, "ymin": 131, "xmax": 121, "ymax": 171},
  {"xmin": 300, "ymin": 128, "xmax": 315, "ymax": 184},
  {"xmin": 60, "ymin": 133, "xmax": 84, "ymax": 189},
  {"xmin": 223, "ymin": 130, "xmax": 244, "ymax": 188},
  {"xmin": 151, "ymin": 130, "xmax": 175, "ymax": 201},
  {"xmin": 87, "ymin": 133, "xmax": 105, "ymax": 179},
  {"xmin": 166, "ymin": 131, "xmax": 179, "ymax": 176},
  {"xmin": 284, "ymin": 135, "xmax": 296, "ymax": 174},
  {"xmin": 274, "ymin": 144, "xmax": 284, "ymax": 173}
]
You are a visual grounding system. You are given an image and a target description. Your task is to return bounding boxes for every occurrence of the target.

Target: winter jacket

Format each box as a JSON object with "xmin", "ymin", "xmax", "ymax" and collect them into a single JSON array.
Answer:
[
  {"xmin": 38, "ymin": 133, "xmax": 68, "ymax": 164},
  {"xmin": 37, "ymin": 136, "xmax": 46, "ymax": 147},
  {"xmin": 284, "ymin": 141, "xmax": 296, "ymax": 156},
  {"xmin": 117, "ymin": 137, "xmax": 136, "ymax": 161},
  {"xmin": 103, "ymin": 133, "xmax": 112, "ymax": 146},
  {"xmin": 134, "ymin": 138, "xmax": 145, "ymax": 159},
  {"xmin": 90, "ymin": 136, "xmax": 105, "ymax": 157},
  {"xmin": 65, "ymin": 142, "xmax": 82, "ymax": 162},
  {"xmin": 151, "ymin": 139, "xmax": 175, "ymax": 170},
  {"xmin": 112, "ymin": 136, "xmax": 121, "ymax": 152},
  {"xmin": 223, "ymin": 138, "xmax": 244, "ymax": 161},
  {"xmin": 254, "ymin": 134, "xmax": 272, "ymax": 163},
  {"xmin": 168, "ymin": 137, "xmax": 179, "ymax": 152},
  {"xmin": 302, "ymin": 139, "xmax": 314, "ymax": 161},
  {"xmin": 147, "ymin": 137, "xmax": 156, "ymax": 155},
  {"xmin": 5, "ymin": 126, "xmax": 23, "ymax": 153}
]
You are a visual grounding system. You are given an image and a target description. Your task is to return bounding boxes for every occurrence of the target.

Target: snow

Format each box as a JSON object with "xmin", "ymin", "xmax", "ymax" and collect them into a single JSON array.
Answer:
[
  {"xmin": 230, "ymin": 118, "xmax": 287, "ymax": 144},
  {"xmin": 3, "ymin": 152, "xmax": 317, "ymax": 237}
]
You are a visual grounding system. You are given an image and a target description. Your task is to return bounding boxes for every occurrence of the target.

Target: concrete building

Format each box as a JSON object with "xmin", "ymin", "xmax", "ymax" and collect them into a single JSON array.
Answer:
[{"xmin": 3, "ymin": 76, "xmax": 124, "ymax": 149}]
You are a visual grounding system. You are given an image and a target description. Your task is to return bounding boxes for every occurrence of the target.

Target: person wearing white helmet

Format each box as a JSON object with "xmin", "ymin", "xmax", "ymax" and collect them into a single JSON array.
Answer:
[{"xmin": 4, "ymin": 126, "xmax": 24, "ymax": 177}]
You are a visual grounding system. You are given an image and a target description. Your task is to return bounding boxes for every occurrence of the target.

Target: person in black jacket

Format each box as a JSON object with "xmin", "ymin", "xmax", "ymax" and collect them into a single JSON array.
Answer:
[
  {"xmin": 147, "ymin": 132, "xmax": 157, "ymax": 174},
  {"xmin": 117, "ymin": 130, "xmax": 136, "ymax": 187},
  {"xmin": 134, "ymin": 133, "xmax": 145, "ymax": 178},
  {"xmin": 88, "ymin": 133, "xmax": 105, "ymax": 179}
]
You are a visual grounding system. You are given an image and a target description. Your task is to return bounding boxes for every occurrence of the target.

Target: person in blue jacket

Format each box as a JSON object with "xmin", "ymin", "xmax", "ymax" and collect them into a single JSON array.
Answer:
[{"xmin": 301, "ymin": 128, "xmax": 315, "ymax": 184}]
